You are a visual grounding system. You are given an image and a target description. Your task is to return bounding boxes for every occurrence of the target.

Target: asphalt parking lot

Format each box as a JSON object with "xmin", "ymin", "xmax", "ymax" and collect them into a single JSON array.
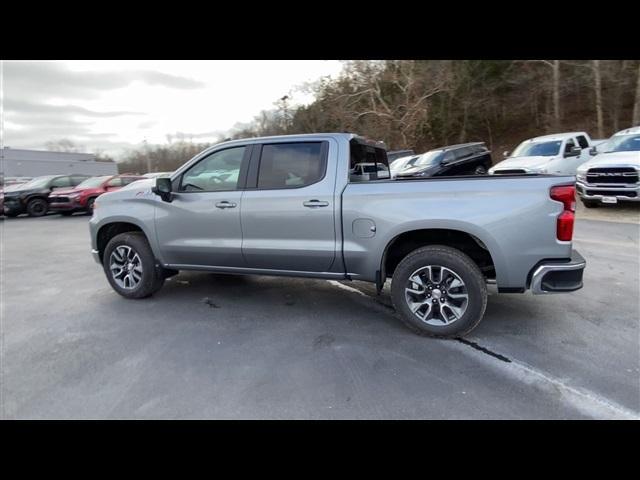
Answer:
[{"xmin": 1, "ymin": 204, "xmax": 639, "ymax": 419}]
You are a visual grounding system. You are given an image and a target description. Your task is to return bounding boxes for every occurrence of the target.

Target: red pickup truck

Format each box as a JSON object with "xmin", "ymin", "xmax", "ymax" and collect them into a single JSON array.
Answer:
[{"xmin": 48, "ymin": 174, "xmax": 145, "ymax": 215}]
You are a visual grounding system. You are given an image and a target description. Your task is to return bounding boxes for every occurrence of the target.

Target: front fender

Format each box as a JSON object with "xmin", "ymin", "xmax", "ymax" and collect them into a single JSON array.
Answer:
[{"xmin": 89, "ymin": 196, "xmax": 162, "ymax": 263}]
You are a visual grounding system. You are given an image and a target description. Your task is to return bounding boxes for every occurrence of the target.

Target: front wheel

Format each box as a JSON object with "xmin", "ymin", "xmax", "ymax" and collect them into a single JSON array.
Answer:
[
  {"xmin": 391, "ymin": 245, "xmax": 488, "ymax": 338},
  {"xmin": 86, "ymin": 197, "xmax": 96, "ymax": 214},
  {"xmin": 27, "ymin": 198, "xmax": 48, "ymax": 217},
  {"xmin": 103, "ymin": 232, "xmax": 165, "ymax": 299}
]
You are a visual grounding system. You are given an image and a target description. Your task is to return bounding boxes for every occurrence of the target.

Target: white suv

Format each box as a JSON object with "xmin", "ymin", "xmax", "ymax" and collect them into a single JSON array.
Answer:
[{"xmin": 576, "ymin": 127, "xmax": 640, "ymax": 207}]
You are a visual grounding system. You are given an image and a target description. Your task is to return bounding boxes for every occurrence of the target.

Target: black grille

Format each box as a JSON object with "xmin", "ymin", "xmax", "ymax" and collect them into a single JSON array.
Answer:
[
  {"xmin": 586, "ymin": 167, "xmax": 638, "ymax": 184},
  {"xmin": 585, "ymin": 190, "xmax": 637, "ymax": 198},
  {"xmin": 493, "ymin": 169, "xmax": 527, "ymax": 174}
]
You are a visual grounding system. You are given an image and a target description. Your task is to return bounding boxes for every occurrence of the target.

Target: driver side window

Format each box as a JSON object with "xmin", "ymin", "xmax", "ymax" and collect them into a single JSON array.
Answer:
[
  {"xmin": 180, "ymin": 147, "xmax": 246, "ymax": 192},
  {"xmin": 564, "ymin": 139, "xmax": 576, "ymax": 153}
]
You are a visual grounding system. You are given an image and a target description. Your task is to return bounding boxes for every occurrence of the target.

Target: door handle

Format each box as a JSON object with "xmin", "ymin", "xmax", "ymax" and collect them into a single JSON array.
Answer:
[
  {"xmin": 215, "ymin": 201, "xmax": 237, "ymax": 209},
  {"xmin": 303, "ymin": 199, "xmax": 329, "ymax": 208}
]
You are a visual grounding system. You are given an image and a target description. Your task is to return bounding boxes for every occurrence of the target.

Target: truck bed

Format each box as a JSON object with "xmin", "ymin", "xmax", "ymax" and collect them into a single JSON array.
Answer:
[{"xmin": 341, "ymin": 174, "xmax": 576, "ymax": 289}]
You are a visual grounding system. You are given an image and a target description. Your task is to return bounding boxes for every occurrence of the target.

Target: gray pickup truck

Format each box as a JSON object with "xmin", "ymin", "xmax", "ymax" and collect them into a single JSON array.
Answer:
[{"xmin": 89, "ymin": 133, "xmax": 585, "ymax": 337}]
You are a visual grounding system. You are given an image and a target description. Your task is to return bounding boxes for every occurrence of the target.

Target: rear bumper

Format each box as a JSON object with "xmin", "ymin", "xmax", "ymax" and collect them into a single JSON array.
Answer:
[
  {"xmin": 530, "ymin": 250, "xmax": 586, "ymax": 294},
  {"xmin": 576, "ymin": 181, "xmax": 640, "ymax": 202}
]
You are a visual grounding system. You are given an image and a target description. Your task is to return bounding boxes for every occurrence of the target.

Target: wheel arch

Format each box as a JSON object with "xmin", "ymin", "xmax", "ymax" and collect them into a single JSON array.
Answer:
[
  {"xmin": 96, "ymin": 219, "xmax": 158, "ymax": 264},
  {"xmin": 380, "ymin": 225, "xmax": 507, "ymax": 285}
]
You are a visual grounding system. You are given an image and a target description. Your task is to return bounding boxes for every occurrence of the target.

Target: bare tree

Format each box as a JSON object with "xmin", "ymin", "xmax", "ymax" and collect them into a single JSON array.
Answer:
[
  {"xmin": 552, "ymin": 60, "xmax": 561, "ymax": 130},
  {"xmin": 592, "ymin": 60, "xmax": 604, "ymax": 138},
  {"xmin": 633, "ymin": 62, "xmax": 640, "ymax": 126}
]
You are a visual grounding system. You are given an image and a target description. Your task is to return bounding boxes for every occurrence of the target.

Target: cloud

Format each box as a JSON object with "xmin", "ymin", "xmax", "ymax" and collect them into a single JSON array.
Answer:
[
  {"xmin": 5, "ymin": 99, "xmax": 143, "ymax": 120},
  {"xmin": 137, "ymin": 120, "xmax": 158, "ymax": 129},
  {"xmin": 4, "ymin": 61, "xmax": 205, "ymax": 101}
]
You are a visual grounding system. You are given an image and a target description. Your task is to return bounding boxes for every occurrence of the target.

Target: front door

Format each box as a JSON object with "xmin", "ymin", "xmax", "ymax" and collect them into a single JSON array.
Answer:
[
  {"xmin": 155, "ymin": 145, "xmax": 249, "ymax": 267},
  {"xmin": 558, "ymin": 137, "xmax": 585, "ymax": 174},
  {"xmin": 240, "ymin": 140, "xmax": 337, "ymax": 272}
]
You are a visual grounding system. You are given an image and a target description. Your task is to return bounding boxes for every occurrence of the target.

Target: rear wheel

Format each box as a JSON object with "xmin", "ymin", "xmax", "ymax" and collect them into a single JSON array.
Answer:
[
  {"xmin": 391, "ymin": 245, "xmax": 487, "ymax": 338},
  {"xmin": 103, "ymin": 232, "xmax": 165, "ymax": 299},
  {"xmin": 474, "ymin": 165, "xmax": 487, "ymax": 175},
  {"xmin": 27, "ymin": 198, "xmax": 48, "ymax": 217},
  {"xmin": 581, "ymin": 199, "xmax": 599, "ymax": 208}
]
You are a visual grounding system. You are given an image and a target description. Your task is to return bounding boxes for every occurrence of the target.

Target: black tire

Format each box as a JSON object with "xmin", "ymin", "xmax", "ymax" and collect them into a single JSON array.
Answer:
[
  {"xmin": 26, "ymin": 198, "xmax": 48, "ymax": 217},
  {"xmin": 86, "ymin": 197, "xmax": 96, "ymax": 214},
  {"xmin": 581, "ymin": 199, "xmax": 599, "ymax": 208},
  {"xmin": 474, "ymin": 165, "xmax": 487, "ymax": 175},
  {"xmin": 103, "ymin": 232, "xmax": 165, "ymax": 299},
  {"xmin": 391, "ymin": 245, "xmax": 488, "ymax": 338}
]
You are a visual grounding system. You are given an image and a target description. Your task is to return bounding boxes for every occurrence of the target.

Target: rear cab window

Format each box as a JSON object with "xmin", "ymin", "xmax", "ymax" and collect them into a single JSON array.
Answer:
[{"xmin": 349, "ymin": 138, "xmax": 390, "ymax": 182}]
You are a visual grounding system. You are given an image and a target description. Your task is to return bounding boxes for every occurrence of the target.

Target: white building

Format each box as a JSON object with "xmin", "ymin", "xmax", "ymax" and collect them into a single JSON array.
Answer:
[{"xmin": 0, "ymin": 147, "xmax": 118, "ymax": 178}]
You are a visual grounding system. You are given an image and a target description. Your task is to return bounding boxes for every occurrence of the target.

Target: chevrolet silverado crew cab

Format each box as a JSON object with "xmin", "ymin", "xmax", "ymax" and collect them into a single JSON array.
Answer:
[
  {"xmin": 89, "ymin": 133, "xmax": 586, "ymax": 337},
  {"xmin": 575, "ymin": 126, "xmax": 640, "ymax": 207},
  {"xmin": 489, "ymin": 132, "xmax": 595, "ymax": 175}
]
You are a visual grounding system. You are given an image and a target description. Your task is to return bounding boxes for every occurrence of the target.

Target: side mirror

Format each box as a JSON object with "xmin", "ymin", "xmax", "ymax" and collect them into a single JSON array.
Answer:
[
  {"xmin": 589, "ymin": 146, "xmax": 598, "ymax": 156},
  {"xmin": 564, "ymin": 146, "xmax": 581, "ymax": 157},
  {"xmin": 152, "ymin": 177, "xmax": 173, "ymax": 202},
  {"xmin": 503, "ymin": 150, "xmax": 510, "ymax": 158}
]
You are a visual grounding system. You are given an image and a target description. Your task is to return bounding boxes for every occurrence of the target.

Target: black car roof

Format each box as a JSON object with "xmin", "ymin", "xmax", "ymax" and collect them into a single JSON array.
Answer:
[{"xmin": 440, "ymin": 142, "xmax": 486, "ymax": 151}]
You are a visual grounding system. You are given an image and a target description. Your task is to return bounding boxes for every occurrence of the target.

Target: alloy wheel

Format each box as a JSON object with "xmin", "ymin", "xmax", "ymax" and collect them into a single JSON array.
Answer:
[
  {"xmin": 404, "ymin": 265, "xmax": 469, "ymax": 325},
  {"xmin": 109, "ymin": 245, "xmax": 143, "ymax": 290}
]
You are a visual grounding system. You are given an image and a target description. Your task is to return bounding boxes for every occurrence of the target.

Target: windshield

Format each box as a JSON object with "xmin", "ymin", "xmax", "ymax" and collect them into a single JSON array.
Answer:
[
  {"xmin": 77, "ymin": 176, "xmax": 111, "ymax": 188},
  {"xmin": 19, "ymin": 177, "xmax": 54, "ymax": 189},
  {"xmin": 391, "ymin": 155, "xmax": 420, "ymax": 171},
  {"xmin": 604, "ymin": 134, "xmax": 640, "ymax": 152},
  {"xmin": 415, "ymin": 150, "xmax": 444, "ymax": 167},
  {"xmin": 512, "ymin": 140, "xmax": 562, "ymax": 157}
]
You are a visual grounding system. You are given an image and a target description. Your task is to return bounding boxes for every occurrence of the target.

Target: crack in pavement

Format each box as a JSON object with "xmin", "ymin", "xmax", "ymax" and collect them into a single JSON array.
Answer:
[{"xmin": 327, "ymin": 280, "xmax": 639, "ymax": 420}]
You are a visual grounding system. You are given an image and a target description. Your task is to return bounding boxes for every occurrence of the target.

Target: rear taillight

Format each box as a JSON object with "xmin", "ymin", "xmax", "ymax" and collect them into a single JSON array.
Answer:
[{"xmin": 550, "ymin": 185, "xmax": 575, "ymax": 241}]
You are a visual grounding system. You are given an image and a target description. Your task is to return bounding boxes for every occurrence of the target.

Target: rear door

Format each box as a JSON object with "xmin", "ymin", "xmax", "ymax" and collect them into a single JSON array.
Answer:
[{"xmin": 240, "ymin": 140, "xmax": 337, "ymax": 272}]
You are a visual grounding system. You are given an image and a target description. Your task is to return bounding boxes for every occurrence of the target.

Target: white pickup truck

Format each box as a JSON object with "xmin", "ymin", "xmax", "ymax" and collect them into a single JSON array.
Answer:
[
  {"xmin": 489, "ymin": 132, "xmax": 596, "ymax": 175},
  {"xmin": 576, "ymin": 126, "xmax": 640, "ymax": 207}
]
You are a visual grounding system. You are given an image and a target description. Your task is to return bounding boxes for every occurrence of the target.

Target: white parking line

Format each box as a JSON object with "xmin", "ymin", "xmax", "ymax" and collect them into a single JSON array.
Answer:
[
  {"xmin": 450, "ymin": 341, "xmax": 639, "ymax": 420},
  {"xmin": 327, "ymin": 280, "xmax": 640, "ymax": 420}
]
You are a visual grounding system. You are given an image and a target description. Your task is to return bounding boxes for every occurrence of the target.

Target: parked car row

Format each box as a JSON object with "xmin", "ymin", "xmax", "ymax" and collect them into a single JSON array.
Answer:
[
  {"xmin": 389, "ymin": 127, "xmax": 639, "ymax": 208},
  {"xmin": 0, "ymin": 173, "xmax": 170, "ymax": 217}
]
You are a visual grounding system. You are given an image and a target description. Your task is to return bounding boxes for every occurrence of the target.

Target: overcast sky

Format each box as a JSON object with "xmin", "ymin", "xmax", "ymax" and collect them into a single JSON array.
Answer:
[{"xmin": 1, "ymin": 60, "xmax": 344, "ymax": 158}]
